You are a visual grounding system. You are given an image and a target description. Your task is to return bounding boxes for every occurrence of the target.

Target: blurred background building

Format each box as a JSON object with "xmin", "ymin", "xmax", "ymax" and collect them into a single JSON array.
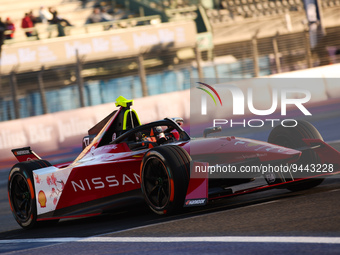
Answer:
[{"xmin": 0, "ymin": 0, "xmax": 339, "ymax": 121}]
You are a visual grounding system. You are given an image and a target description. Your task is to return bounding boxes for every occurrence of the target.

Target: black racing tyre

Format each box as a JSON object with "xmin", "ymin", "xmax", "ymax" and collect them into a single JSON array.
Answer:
[
  {"xmin": 268, "ymin": 120, "xmax": 324, "ymax": 192},
  {"xmin": 140, "ymin": 145, "xmax": 191, "ymax": 215},
  {"xmin": 8, "ymin": 160, "xmax": 55, "ymax": 229}
]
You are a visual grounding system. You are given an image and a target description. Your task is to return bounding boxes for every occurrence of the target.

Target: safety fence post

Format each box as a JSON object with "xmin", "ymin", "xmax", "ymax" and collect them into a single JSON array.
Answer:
[
  {"xmin": 138, "ymin": 53, "xmax": 148, "ymax": 97},
  {"xmin": 272, "ymin": 32, "xmax": 282, "ymax": 73},
  {"xmin": 10, "ymin": 70, "xmax": 20, "ymax": 119},
  {"xmin": 38, "ymin": 65, "xmax": 48, "ymax": 114},
  {"xmin": 76, "ymin": 49, "xmax": 85, "ymax": 107},
  {"xmin": 304, "ymin": 30, "xmax": 313, "ymax": 68},
  {"xmin": 195, "ymin": 46, "xmax": 204, "ymax": 81},
  {"xmin": 252, "ymin": 35, "xmax": 259, "ymax": 77}
]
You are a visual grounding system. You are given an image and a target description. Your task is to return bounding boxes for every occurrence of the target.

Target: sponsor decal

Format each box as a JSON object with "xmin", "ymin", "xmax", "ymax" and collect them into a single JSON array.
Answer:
[
  {"xmin": 265, "ymin": 173, "xmax": 277, "ymax": 184},
  {"xmin": 184, "ymin": 198, "xmax": 207, "ymax": 207},
  {"xmin": 27, "ymin": 124, "xmax": 53, "ymax": 144},
  {"xmin": 245, "ymin": 142, "xmax": 262, "ymax": 147},
  {"xmin": 233, "ymin": 140, "xmax": 293, "ymax": 153},
  {"xmin": 90, "ymin": 146, "xmax": 95, "ymax": 156},
  {"xmin": 34, "ymin": 166, "xmax": 71, "ymax": 215},
  {"xmin": 0, "ymin": 130, "xmax": 27, "ymax": 150},
  {"xmin": 14, "ymin": 150, "xmax": 30, "ymax": 156},
  {"xmin": 57, "ymin": 117, "xmax": 94, "ymax": 143},
  {"xmin": 71, "ymin": 173, "xmax": 140, "ymax": 192},
  {"xmin": 83, "ymin": 137, "xmax": 90, "ymax": 147},
  {"xmin": 38, "ymin": 190, "xmax": 47, "ymax": 208}
]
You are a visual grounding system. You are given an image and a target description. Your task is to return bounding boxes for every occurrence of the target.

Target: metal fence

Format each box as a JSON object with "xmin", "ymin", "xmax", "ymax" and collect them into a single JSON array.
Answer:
[{"xmin": 1, "ymin": 23, "xmax": 339, "ymax": 122}]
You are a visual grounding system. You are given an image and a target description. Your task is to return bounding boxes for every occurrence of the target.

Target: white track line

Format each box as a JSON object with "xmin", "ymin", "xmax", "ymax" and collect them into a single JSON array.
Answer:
[
  {"xmin": 328, "ymin": 140, "xmax": 340, "ymax": 144},
  {"xmin": 82, "ymin": 236, "xmax": 340, "ymax": 244},
  {"xmin": 1, "ymin": 236, "xmax": 340, "ymax": 244},
  {"xmin": 0, "ymin": 238, "xmax": 81, "ymax": 243}
]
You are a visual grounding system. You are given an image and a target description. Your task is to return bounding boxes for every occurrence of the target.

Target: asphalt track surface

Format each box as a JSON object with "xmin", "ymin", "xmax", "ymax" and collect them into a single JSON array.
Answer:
[{"xmin": 0, "ymin": 99, "xmax": 340, "ymax": 254}]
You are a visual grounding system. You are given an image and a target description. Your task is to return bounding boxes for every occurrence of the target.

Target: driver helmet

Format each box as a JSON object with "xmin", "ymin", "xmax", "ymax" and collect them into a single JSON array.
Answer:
[{"xmin": 153, "ymin": 126, "xmax": 167, "ymax": 144}]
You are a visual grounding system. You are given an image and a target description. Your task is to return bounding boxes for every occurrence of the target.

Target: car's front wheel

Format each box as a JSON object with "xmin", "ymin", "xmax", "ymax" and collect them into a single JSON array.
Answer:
[
  {"xmin": 140, "ymin": 145, "xmax": 190, "ymax": 215},
  {"xmin": 268, "ymin": 120, "xmax": 324, "ymax": 192}
]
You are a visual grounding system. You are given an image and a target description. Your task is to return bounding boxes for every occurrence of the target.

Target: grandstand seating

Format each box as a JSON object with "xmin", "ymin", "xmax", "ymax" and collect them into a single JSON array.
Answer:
[
  {"xmin": 165, "ymin": 6, "xmax": 198, "ymax": 21},
  {"xmin": 0, "ymin": 0, "xmax": 95, "ymax": 42},
  {"xmin": 322, "ymin": 0, "xmax": 340, "ymax": 7},
  {"xmin": 205, "ymin": 0, "xmax": 305, "ymax": 24},
  {"xmin": 204, "ymin": 0, "xmax": 340, "ymax": 47},
  {"xmin": 134, "ymin": 0, "xmax": 197, "ymax": 11},
  {"xmin": 2, "ymin": 0, "xmax": 339, "ymax": 45},
  {"xmin": 0, "ymin": 0, "xmax": 93, "ymax": 27},
  {"xmin": 0, "ymin": 0, "xmax": 143, "ymax": 43},
  {"xmin": 128, "ymin": 0, "xmax": 198, "ymax": 22},
  {"xmin": 1, "ymin": 0, "xmax": 199, "ymax": 44}
]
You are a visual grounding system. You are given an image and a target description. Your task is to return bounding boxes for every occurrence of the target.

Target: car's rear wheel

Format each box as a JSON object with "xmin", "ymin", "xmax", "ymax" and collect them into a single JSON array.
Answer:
[
  {"xmin": 141, "ymin": 145, "xmax": 190, "ymax": 215},
  {"xmin": 268, "ymin": 120, "xmax": 324, "ymax": 191},
  {"xmin": 8, "ymin": 160, "xmax": 56, "ymax": 229}
]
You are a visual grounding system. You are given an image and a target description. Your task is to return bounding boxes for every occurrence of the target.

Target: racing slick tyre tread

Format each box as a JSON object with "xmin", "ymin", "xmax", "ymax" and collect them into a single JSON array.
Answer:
[
  {"xmin": 141, "ymin": 145, "xmax": 191, "ymax": 215},
  {"xmin": 268, "ymin": 120, "xmax": 324, "ymax": 192},
  {"xmin": 170, "ymin": 145, "xmax": 191, "ymax": 179},
  {"xmin": 8, "ymin": 160, "xmax": 57, "ymax": 229}
]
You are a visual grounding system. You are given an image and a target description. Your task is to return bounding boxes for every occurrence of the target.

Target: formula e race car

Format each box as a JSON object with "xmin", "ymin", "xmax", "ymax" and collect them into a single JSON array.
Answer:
[{"xmin": 8, "ymin": 96, "xmax": 340, "ymax": 229}]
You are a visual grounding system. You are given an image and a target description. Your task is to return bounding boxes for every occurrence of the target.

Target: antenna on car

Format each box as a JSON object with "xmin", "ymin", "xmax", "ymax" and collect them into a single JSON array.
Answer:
[
  {"xmin": 115, "ymin": 96, "xmax": 134, "ymax": 108},
  {"xmin": 114, "ymin": 96, "xmax": 141, "ymax": 131}
]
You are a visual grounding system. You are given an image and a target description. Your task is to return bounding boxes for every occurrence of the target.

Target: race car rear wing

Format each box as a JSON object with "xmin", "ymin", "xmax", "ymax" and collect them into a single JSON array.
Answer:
[{"xmin": 11, "ymin": 147, "xmax": 41, "ymax": 162}]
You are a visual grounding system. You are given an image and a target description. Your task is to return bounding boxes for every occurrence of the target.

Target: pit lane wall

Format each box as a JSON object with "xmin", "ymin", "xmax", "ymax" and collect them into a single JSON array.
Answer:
[{"xmin": 0, "ymin": 63, "xmax": 339, "ymax": 161}]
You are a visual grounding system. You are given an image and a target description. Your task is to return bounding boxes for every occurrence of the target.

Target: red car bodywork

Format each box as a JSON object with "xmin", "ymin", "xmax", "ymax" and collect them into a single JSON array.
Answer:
[{"xmin": 9, "ymin": 101, "xmax": 340, "ymax": 222}]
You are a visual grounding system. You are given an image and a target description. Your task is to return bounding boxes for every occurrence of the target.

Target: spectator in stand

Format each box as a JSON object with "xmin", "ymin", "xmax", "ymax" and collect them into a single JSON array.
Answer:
[
  {"xmin": 28, "ymin": 10, "xmax": 40, "ymax": 25},
  {"xmin": 80, "ymin": 0, "xmax": 88, "ymax": 8},
  {"xmin": 21, "ymin": 13, "xmax": 34, "ymax": 37},
  {"xmin": 0, "ymin": 17, "xmax": 5, "ymax": 52},
  {"xmin": 4, "ymin": 17, "xmax": 15, "ymax": 40},
  {"xmin": 39, "ymin": 6, "xmax": 53, "ymax": 23},
  {"xmin": 100, "ymin": 7, "xmax": 114, "ymax": 21},
  {"xmin": 111, "ymin": 7, "xmax": 126, "ymax": 20},
  {"xmin": 86, "ymin": 7, "xmax": 111, "ymax": 24},
  {"xmin": 49, "ymin": 8, "xmax": 72, "ymax": 37},
  {"xmin": 49, "ymin": 7, "xmax": 73, "ymax": 26},
  {"xmin": 48, "ymin": 7, "xmax": 73, "ymax": 37}
]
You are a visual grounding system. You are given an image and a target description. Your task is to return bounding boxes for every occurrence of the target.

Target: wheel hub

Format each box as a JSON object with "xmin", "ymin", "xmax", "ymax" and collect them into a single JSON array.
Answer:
[
  {"xmin": 155, "ymin": 177, "xmax": 163, "ymax": 186},
  {"xmin": 22, "ymin": 192, "xmax": 29, "ymax": 199}
]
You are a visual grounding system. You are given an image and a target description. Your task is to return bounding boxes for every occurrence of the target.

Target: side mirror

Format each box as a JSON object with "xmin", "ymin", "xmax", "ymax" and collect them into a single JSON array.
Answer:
[{"xmin": 203, "ymin": 126, "xmax": 222, "ymax": 138}]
